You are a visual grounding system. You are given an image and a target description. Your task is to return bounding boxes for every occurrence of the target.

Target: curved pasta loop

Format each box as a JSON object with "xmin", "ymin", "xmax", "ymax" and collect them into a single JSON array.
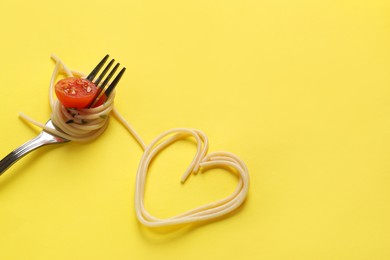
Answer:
[
  {"xmin": 20, "ymin": 55, "xmax": 250, "ymax": 228},
  {"xmin": 134, "ymin": 128, "xmax": 250, "ymax": 227}
]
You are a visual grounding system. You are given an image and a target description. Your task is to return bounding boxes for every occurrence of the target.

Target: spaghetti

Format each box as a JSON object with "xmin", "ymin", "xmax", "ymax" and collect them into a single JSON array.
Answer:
[{"xmin": 20, "ymin": 55, "xmax": 250, "ymax": 227}]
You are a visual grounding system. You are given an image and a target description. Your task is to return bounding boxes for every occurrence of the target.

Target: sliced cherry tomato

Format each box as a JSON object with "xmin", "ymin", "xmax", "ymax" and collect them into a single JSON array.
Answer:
[{"xmin": 55, "ymin": 77, "xmax": 98, "ymax": 109}]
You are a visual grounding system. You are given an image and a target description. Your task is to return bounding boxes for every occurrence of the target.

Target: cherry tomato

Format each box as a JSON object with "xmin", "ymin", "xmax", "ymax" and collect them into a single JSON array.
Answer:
[{"xmin": 55, "ymin": 77, "xmax": 98, "ymax": 109}]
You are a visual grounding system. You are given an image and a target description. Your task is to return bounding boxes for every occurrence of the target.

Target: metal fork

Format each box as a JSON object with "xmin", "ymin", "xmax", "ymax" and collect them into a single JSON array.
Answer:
[
  {"xmin": 0, "ymin": 120, "xmax": 69, "ymax": 175},
  {"xmin": 0, "ymin": 55, "xmax": 126, "ymax": 176}
]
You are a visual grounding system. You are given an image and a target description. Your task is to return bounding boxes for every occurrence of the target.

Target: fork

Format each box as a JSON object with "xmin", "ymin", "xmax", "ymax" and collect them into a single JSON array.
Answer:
[
  {"xmin": 0, "ymin": 120, "xmax": 69, "ymax": 175},
  {"xmin": 0, "ymin": 55, "xmax": 125, "ymax": 176}
]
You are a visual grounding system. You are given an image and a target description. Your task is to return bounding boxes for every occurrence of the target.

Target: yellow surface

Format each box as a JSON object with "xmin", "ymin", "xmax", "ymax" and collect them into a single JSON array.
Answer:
[{"xmin": 0, "ymin": 0, "xmax": 390, "ymax": 259}]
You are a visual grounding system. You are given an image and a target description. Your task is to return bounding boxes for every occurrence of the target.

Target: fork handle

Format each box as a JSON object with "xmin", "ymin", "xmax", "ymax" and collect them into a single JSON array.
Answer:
[{"xmin": 0, "ymin": 137, "xmax": 54, "ymax": 176}]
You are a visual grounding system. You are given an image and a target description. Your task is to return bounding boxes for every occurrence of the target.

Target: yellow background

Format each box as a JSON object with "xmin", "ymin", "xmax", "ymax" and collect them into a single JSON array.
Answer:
[{"xmin": 0, "ymin": 0, "xmax": 389, "ymax": 259}]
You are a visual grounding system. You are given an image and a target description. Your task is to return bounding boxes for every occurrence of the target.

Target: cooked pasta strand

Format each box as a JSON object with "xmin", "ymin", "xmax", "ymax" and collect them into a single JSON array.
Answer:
[{"xmin": 20, "ymin": 56, "xmax": 250, "ymax": 227}]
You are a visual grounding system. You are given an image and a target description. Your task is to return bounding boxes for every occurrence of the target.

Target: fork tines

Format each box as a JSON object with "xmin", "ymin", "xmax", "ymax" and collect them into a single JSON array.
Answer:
[{"xmin": 87, "ymin": 54, "xmax": 126, "ymax": 107}]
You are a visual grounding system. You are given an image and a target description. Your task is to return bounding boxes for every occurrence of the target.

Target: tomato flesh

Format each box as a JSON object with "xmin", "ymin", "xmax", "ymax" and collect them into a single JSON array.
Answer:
[{"xmin": 55, "ymin": 77, "xmax": 98, "ymax": 109}]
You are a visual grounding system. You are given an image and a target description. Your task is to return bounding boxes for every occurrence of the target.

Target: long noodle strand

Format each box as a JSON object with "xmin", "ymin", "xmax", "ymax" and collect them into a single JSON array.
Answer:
[{"xmin": 20, "ymin": 56, "xmax": 250, "ymax": 227}]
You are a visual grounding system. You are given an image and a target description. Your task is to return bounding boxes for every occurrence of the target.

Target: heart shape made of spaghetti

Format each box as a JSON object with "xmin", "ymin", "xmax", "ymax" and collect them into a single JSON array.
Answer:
[{"xmin": 134, "ymin": 128, "xmax": 250, "ymax": 227}]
